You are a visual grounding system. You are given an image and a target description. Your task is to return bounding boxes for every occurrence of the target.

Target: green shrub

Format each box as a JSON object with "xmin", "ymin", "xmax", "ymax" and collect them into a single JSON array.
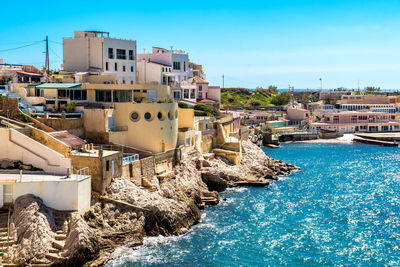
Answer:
[{"xmin": 178, "ymin": 102, "xmax": 189, "ymax": 108}]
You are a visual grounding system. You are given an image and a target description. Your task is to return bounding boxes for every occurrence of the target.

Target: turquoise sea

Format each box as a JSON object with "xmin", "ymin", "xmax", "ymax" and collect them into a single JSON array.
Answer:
[{"xmin": 108, "ymin": 143, "xmax": 400, "ymax": 266}]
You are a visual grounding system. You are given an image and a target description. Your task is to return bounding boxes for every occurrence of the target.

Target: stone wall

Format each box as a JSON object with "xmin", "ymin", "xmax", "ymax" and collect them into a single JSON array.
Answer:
[
  {"xmin": 71, "ymin": 155, "xmax": 102, "ymax": 193},
  {"xmin": 37, "ymin": 117, "xmax": 84, "ymax": 137},
  {"xmin": 29, "ymin": 128, "xmax": 71, "ymax": 157}
]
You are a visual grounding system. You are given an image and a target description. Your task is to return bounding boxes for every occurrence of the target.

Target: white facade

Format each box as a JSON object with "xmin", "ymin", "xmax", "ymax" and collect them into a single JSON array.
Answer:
[
  {"xmin": 0, "ymin": 174, "xmax": 91, "ymax": 213},
  {"xmin": 137, "ymin": 47, "xmax": 189, "ymax": 84},
  {"xmin": 0, "ymin": 128, "xmax": 71, "ymax": 175},
  {"xmin": 63, "ymin": 31, "xmax": 137, "ymax": 85}
]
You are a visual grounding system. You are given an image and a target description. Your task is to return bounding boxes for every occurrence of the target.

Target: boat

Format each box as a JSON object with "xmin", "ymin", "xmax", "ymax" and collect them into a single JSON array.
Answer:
[{"xmin": 353, "ymin": 137, "xmax": 398, "ymax": 147}]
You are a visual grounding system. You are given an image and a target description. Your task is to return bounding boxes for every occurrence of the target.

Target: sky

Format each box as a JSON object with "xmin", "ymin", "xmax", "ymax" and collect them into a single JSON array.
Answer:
[{"xmin": 1, "ymin": 0, "xmax": 400, "ymax": 89}]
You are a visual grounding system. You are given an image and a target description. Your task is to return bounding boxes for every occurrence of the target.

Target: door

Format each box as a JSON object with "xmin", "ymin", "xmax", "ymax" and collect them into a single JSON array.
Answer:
[
  {"xmin": 3, "ymin": 184, "xmax": 13, "ymax": 204},
  {"xmin": 147, "ymin": 90, "xmax": 157, "ymax": 102}
]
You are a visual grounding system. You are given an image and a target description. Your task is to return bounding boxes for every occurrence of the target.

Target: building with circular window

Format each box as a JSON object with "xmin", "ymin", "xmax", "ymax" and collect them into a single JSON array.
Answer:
[{"xmin": 109, "ymin": 102, "xmax": 178, "ymax": 153}]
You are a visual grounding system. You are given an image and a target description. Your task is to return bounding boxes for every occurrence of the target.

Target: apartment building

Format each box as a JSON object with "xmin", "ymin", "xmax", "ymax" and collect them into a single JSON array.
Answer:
[
  {"xmin": 63, "ymin": 31, "xmax": 137, "ymax": 84},
  {"xmin": 137, "ymin": 47, "xmax": 189, "ymax": 84},
  {"xmin": 310, "ymin": 111, "xmax": 400, "ymax": 133},
  {"xmin": 339, "ymin": 95, "xmax": 400, "ymax": 113}
]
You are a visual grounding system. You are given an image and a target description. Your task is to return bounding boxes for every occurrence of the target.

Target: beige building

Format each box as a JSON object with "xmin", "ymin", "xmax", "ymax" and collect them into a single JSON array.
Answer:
[
  {"xmin": 136, "ymin": 60, "xmax": 175, "ymax": 85},
  {"xmin": 63, "ymin": 31, "xmax": 137, "ymax": 84},
  {"xmin": 86, "ymin": 102, "xmax": 179, "ymax": 153}
]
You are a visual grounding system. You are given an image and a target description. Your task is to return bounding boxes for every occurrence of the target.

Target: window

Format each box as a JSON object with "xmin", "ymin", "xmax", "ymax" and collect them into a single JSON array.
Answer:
[
  {"xmin": 199, "ymin": 85, "xmax": 202, "ymax": 91},
  {"xmin": 173, "ymin": 91, "xmax": 181, "ymax": 99},
  {"xmin": 190, "ymin": 89, "xmax": 195, "ymax": 98},
  {"xmin": 142, "ymin": 89, "xmax": 147, "ymax": 93},
  {"xmin": 113, "ymin": 90, "xmax": 131, "ymax": 102},
  {"xmin": 123, "ymin": 65, "xmax": 126, "ymax": 72},
  {"xmin": 173, "ymin": 61, "xmax": 181, "ymax": 70},
  {"xmin": 184, "ymin": 89, "xmax": 189, "ymax": 98},
  {"xmin": 95, "ymin": 90, "xmax": 112, "ymax": 102},
  {"xmin": 131, "ymin": 66, "xmax": 134, "ymax": 72},
  {"xmin": 105, "ymin": 62, "xmax": 109, "ymax": 71},
  {"xmin": 144, "ymin": 112, "xmax": 153, "ymax": 121},
  {"xmin": 115, "ymin": 63, "xmax": 118, "ymax": 71},
  {"xmin": 108, "ymin": 48, "xmax": 114, "ymax": 59},
  {"xmin": 168, "ymin": 110, "xmax": 174, "ymax": 120},
  {"xmin": 130, "ymin": 111, "xmax": 140, "ymax": 122},
  {"xmin": 106, "ymin": 160, "xmax": 110, "ymax": 171},
  {"xmin": 129, "ymin": 50, "xmax": 134, "ymax": 60},
  {"xmin": 116, "ymin": 49, "xmax": 126, "ymax": 59},
  {"xmin": 184, "ymin": 61, "xmax": 186, "ymax": 71},
  {"xmin": 157, "ymin": 111, "xmax": 165, "ymax": 121},
  {"xmin": 133, "ymin": 89, "xmax": 140, "ymax": 92}
]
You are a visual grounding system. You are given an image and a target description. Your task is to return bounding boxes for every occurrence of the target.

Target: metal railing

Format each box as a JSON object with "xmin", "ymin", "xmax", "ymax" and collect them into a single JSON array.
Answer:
[
  {"xmin": 73, "ymin": 167, "xmax": 90, "ymax": 178},
  {"xmin": 123, "ymin": 153, "xmax": 139, "ymax": 164}
]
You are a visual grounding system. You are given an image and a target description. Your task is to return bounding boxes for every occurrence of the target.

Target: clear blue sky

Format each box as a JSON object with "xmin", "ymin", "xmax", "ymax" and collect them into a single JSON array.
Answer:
[{"xmin": 1, "ymin": 0, "xmax": 400, "ymax": 89}]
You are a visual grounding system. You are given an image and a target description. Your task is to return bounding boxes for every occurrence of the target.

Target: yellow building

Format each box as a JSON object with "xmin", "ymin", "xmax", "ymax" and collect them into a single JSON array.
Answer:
[
  {"xmin": 25, "ymin": 82, "xmax": 172, "ymax": 106},
  {"xmin": 108, "ymin": 102, "xmax": 179, "ymax": 153}
]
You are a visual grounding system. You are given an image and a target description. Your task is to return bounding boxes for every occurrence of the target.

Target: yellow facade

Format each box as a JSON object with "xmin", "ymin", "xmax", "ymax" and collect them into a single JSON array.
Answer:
[
  {"xmin": 109, "ymin": 102, "xmax": 178, "ymax": 153},
  {"xmin": 82, "ymin": 83, "xmax": 171, "ymax": 102},
  {"xmin": 178, "ymin": 108, "xmax": 195, "ymax": 129}
]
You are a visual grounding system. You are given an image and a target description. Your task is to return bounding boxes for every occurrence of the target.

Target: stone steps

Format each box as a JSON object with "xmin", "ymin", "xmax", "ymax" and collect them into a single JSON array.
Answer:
[
  {"xmin": 45, "ymin": 253, "xmax": 66, "ymax": 261},
  {"xmin": 55, "ymin": 234, "xmax": 67, "ymax": 241},
  {"xmin": 52, "ymin": 240, "xmax": 65, "ymax": 250}
]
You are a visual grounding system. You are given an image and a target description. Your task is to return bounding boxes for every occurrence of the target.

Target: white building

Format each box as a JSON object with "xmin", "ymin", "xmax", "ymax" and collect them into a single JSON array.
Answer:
[
  {"xmin": 0, "ymin": 127, "xmax": 91, "ymax": 213},
  {"xmin": 63, "ymin": 31, "xmax": 137, "ymax": 85},
  {"xmin": 137, "ymin": 47, "xmax": 189, "ymax": 84},
  {"xmin": 136, "ymin": 60, "xmax": 174, "ymax": 85}
]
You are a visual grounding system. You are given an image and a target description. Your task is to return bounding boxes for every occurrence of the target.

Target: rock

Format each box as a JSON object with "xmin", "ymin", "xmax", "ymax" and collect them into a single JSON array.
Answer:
[
  {"xmin": 201, "ymin": 172, "xmax": 228, "ymax": 192},
  {"xmin": 61, "ymin": 213, "xmax": 100, "ymax": 265},
  {"xmin": 202, "ymin": 160, "xmax": 212, "ymax": 167},
  {"xmin": 20, "ymin": 164, "xmax": 32, "ymax": 170},
  {"xmin": 0, "ymin": 160, "xmax": 14, "ymax": 169},
  {"xmin": 8, "ymin": 194, "xmax": 99, "ymax": 266}
]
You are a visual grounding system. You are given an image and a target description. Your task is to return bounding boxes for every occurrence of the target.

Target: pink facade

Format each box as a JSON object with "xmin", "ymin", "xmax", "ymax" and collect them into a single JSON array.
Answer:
[
  {"xmin": 322, "ymin": 112, "xmax": 390, "ymax": 124},
  {"xmin": 208, "ymin": 86, "xmax": 221, "ymax": 103}
]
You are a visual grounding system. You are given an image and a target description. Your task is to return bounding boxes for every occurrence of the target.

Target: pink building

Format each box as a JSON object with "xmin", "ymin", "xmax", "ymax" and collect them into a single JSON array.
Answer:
[
  {"xmin": 310, "ymin": 111, "xmax": 400, "ymax": 133},
  {"xmin": 322, "ymin": 112, "xmax": 389, "ymax": 124},
  {"xmin": 188, "ymin": 77, "xmax": 220, "ymax": 106}
]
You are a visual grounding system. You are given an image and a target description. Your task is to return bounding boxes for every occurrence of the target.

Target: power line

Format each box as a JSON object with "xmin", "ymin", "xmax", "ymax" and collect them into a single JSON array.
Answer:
[
  {"xmin": 50, "ymin": 47, "xmax": 63, "ymax": 61},
  {"xmin": 0, "ymin": 40, "xmax": 44, "ymax": 46},
  {"xmin": 0, "ymin": 40, "xmax": 44, "ymax": 53}
]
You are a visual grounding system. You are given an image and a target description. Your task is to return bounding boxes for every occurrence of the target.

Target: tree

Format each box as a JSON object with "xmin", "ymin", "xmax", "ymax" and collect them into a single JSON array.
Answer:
[
  {"xmin": 270, "ymin": 92, "xmax": 291, "ymax": 106},
  {"xmin": 365, "ymin": 86, "xmax": 380, "ymax": 94},
  {"xmin": 256, "ymin": 85, "xmax": 278, "ymax": 97}
]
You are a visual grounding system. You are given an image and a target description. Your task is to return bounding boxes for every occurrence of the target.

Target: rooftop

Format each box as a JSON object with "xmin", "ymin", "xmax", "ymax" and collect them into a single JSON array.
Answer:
[
  {"xmin": 48, "ymin": 131, "xmax": 86, "ymax": 149},
  {"xmin": 188, "ymin": 77, "xmax": 209, "ymax": 84},
  {"xmin": 70, "ymin": 149, "xmax": 120, "ymax": 158},
  {"xmin": 36, "ymin": 83, "xmax": 81, "ymax": 89},
  {"xmin": 0, "ymin": 173, "xmax": 89, "ymax": 183}
]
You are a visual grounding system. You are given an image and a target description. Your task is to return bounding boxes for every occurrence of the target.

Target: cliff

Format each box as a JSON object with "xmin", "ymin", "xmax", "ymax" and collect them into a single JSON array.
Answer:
[{"xmin": 5, "ymin": 141, "xmax": 298, "ymax": 266}]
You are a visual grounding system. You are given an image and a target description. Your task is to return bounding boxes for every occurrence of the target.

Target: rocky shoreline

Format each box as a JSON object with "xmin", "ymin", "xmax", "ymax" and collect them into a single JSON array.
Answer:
[{"xmin": 6, "ymin": 141, "xmax": 298, "ymax": 266}]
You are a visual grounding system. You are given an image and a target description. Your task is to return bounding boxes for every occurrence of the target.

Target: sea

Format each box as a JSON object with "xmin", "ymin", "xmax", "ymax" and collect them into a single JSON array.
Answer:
[{"xmin": 107, "ymin": 143, "xmax": 400, "ymax": 266}]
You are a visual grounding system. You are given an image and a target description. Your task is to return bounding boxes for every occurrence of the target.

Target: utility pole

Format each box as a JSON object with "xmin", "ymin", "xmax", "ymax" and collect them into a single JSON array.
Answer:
[
  {"xmin": 222, "ymin": 74, "xmax": 224, "ymax": 89},
  {"xmin": 45, "ymin": 36, "xmax": 49, "ymax": 74}
]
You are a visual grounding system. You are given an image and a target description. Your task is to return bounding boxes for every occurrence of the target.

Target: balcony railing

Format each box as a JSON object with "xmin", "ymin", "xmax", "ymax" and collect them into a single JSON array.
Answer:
[{"xmin": 123, "ymin": 153, "xmax": 139, "ymax": 164}]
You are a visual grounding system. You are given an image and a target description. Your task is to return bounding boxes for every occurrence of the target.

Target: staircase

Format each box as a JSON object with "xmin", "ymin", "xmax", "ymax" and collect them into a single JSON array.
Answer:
[
  {"xmin": 44, "ymin": 211, "xmax": 71, "ymax": 264},
  {"xmin": 0, "ymin": 209, "xmax": 15, "ymax": 267}
]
